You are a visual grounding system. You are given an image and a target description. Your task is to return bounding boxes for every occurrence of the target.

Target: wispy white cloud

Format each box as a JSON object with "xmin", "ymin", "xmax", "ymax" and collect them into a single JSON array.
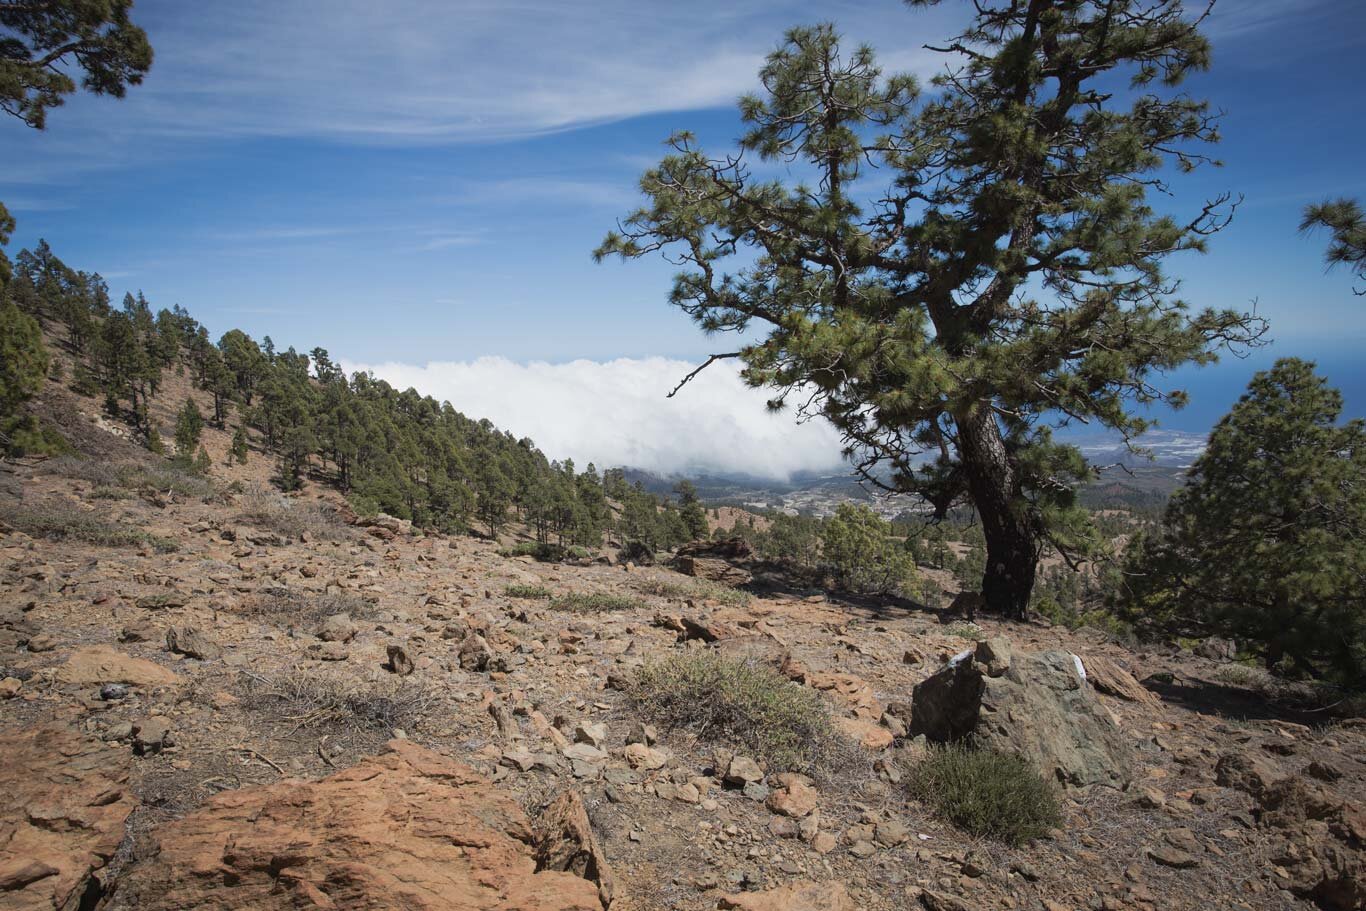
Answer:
[{"xmin": 339, "ymin": 354, "xmax": 847, "ymax": 480}]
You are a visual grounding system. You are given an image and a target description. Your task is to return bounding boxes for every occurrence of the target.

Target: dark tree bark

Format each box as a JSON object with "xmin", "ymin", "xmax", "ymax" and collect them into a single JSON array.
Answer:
[{"xmin": 957, "ymin": 405, "xmax": 1037, "ymax": 619}]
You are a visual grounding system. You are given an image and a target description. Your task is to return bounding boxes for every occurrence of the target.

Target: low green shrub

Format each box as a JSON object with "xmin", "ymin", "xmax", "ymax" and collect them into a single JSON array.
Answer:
[
  {"xmin": 505, "ymin": 584, "xmax": 553, "ymax": 600},
  {"xmin": 628, "ymin": 651, "xmax": 844, "ymax": 775},
  {"xmin": 907, "ymin": 746, "xmax": 1061, "ymax": 845},
  {"xmin": 549, "ymin": 592, "xmax": 643, "ymax": 612}
]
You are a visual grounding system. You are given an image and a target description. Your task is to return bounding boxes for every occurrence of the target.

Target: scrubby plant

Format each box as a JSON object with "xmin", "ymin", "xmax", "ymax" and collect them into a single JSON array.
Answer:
[
  {"xmin": 505, "ymin": 584, "xmax": 553, "ymax": 600},
  {"xmin": 498, "ymin": 541, "xmax": 594, "ymax": 563},
  {"xmin": 0, "ymin": 498, "xmax": 176, "ymax": 552},
  {"xmin": 633, "ymin": 576, "xmax": 750, "ymax": 608},
  {"xmin": 229, "ymin": 587, "xmax": 374, "ymax": 625},
  {"xmin": 628, "ymin": 651, "xmax": 844, "ymax": 775},
  {"xmin": 236, "ymin": 486, "xmax": 352, "ymax": 541},
  {"xmin": 236, "ymin": 668, "xmax": 433, "ymax": 733},
  {"xmin": 549, "ymin": 592, "xmax": 643, "ymax": 613},
  {"xmin": 907, "ymin": 746, "xmax": 1062, "ymax": 845}
]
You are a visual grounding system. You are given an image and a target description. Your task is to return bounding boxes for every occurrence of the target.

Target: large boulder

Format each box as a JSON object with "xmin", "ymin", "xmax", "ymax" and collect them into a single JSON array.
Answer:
[
  {"xmin": 910, "ymin": 645, "xmax": 1133, "ymax": 789},
  {"xmin": 0, "ymin": 725, "xmax": 136, "ymax": 911},
  {"xmin": 111, "ymin": 739, "xmax": 606, "ymax": 911},
  {"xmin": 673, "ymin": 538, "xmax": 754, "ymax": 586}
]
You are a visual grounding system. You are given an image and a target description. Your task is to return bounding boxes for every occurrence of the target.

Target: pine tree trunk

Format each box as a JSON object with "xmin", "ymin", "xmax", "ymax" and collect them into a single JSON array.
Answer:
[{"xmin": 956, "ymin": 405, "xmax": 1037, "ymax": 619}]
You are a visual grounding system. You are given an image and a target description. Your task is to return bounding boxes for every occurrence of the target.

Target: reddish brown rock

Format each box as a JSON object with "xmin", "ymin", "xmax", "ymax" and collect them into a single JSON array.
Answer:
[
  {"xmin": 1081, "ymin": 654, "xmax": 1157, "ymax": 705},
  {"xmin": 53, "ymin": 645, "xmax": 179, "ymax": 687},
  {"xmin": 0, "ymin": 725, "xmax": 135, "ymax": 911},
  {"xmin": 535, "ymin": 790, "xmax": 615, "ymax": 908},
  {"xmin": 718, "ymin": 880, "xmax": 850, "ymax": 911},
  {"xmin": 112, "ymin": 739, "xmax": 605, "ymax": 911}
]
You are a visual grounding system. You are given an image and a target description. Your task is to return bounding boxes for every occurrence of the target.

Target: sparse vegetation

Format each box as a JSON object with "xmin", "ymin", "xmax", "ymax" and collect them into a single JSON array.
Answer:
[
  {"xmin": 236, "ymin": 668, "xmax": 434, "ymax": 733},
  {"xmin": 549, "ymin": 592, "xmax": 644, "ymax": 613},
  {"xmin": 907, "ymin": 746, "xmax": 1062, "ymax": 846},
  {"xmin": 633, "ymin": 576, "xmax": 750, "ymax": 608},
  {"xmin": 0, "ymin": 497, "xmax": 177, "ymax": 552},
  {"xmin": 48, "ymin": 456, "xmax": 216, "ymax": 501},
  {"xmin": 498, "ymin": 541, "xmax": 594, "ymax": 562},
  {"xmin": 505, "ymin": 583, "xmax": 553, "ymax": 600},
  {"xmin": 229, "ymin": 587, "xmax": 374, "ymax": 625},
  {"xmin": 628, "ymin": 651, "xmax": 844, "ymax": 775},
  {"xmin": 944, "ymin": 622, "xmax": 986, "ymax": 642},
  {"xmin": 236, "ymin": 486, "xmax": 352, "ymax": 541}
]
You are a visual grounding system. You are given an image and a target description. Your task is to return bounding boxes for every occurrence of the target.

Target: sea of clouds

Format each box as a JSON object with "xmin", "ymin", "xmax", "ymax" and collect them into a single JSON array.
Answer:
[{"xmin": 339, "ymin": 356, "xmax": 847, "ymax": 481}]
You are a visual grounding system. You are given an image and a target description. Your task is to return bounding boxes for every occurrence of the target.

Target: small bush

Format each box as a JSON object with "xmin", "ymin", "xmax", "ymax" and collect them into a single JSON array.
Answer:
[
  {"xmin": 497, "ymin": 541, "xmax": 594, "ymax": 563},
  {"xmin": 505, "ymin": 584, "xmax": 553, "ymax": 599},
  {"xmin": 237, "ymin": 487, "xmax": 351, "ymax": 541},
  {"xmin": 89, "ymin": 485, "xmax": 135, "ymax": 501},
  {"xmin": 0, "ymin": 498, "xmax": 177, "ymax": 552},
  {"xmin": 634, "ymin": 577, "xmax": 750, "ymax": 608},
  {"xmin": 230, "ymin": 587, "xmax": 374, "ymax": 625},
  {"xmin": 945, "ymin": 622, "xmax": 986, "ymax": 641},
  {"xmin": 236, "ymin": 668, "xmax": 433, "ymax": 733},
  {"xmin": 907, "ymin": 746, "xmax": 1062, "ymax": 845},
  {"xmin": 550, "ymin": 592, "xmax": 644, "ymax": 613},
  {"xmin": 628, "ymin": 651, "xmax": 844, "ymax": 775}
]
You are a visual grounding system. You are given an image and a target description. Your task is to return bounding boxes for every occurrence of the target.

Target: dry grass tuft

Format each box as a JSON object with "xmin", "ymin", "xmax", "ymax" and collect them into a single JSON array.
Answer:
[
  {"xmin": 633, "ymin": 576, "xmax": 751, "ymax": 608},
  {"xmin": 906, "ymin": 745, "xmax": 1062, "ymax": 845},
  {"xmin": 236, "ymin": 668, "xmax": 435, "ymax": 733},
  {"xmin": 229, "ymin": 587, "xmax": 375, "ymax": 625},
  {"xmin": 236, "ymin": 487, "xmax": 352, "ymax": 541},
  {"xmin": 627, "ymin": 650, "xmax": 852, "ymax": 776}
]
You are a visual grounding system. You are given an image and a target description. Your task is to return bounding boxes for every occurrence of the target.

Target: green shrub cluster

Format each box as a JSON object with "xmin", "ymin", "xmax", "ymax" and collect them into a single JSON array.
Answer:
[
  {"xmin": 907, "ymin": 746, "xmax": 1061, "ymax": 845},
  {"xmin": 628, "ymin": 651, "xmax": 844, "ymax": 775},
  {"xmin": 549, "ymin": 592, "xmax": 643, "ymax": 613}
]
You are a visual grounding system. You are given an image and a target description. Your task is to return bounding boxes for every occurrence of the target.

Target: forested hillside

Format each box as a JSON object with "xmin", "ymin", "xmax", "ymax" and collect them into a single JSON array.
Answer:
[{"xmin": 0, "ymin": 238, "xmax": 701, "ymax": 552}]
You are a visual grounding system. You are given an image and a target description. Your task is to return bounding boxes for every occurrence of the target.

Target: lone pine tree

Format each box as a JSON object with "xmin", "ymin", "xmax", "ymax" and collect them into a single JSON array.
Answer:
[
  {"xmin": 598, "ymin": 0, "xmax": 1261, "ymax": 616},
  {"xmin": 1122, "ymin": 359, "xmax": 1366, "ymax": 685}
]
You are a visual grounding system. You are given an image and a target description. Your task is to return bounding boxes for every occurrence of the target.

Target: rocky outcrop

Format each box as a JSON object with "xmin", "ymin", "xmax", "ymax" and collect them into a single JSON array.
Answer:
[
  {"xmin": 718, "ymin": 880, "xmax": 850, "ymax": 911},
  {"xmin": 53, "ymin": 645, "xmax": 180, "ymax": 687},
  {"xmin": 0, "ymin": 725, "xmax": 135, "ymax": 911},
  {"xmin": 910, "ymin": 642, "xmax": 1134, "ymax": 789},
  {"xmin": 1217, "ymin": 750, "xmax": 1364, "ymax": 910},
  {"xmin": 535, "ymin": 790, "xmax": 615, "ymax": 908},
  {"xmin": 673, "ymin": 538, "xmax": 754, "ymax": 586},
  {"xmin": 111, "ymin": 739, "xmax": 606, "ymax": 911},
  {"xmin": 1079, "ymin": 654, "xmax": 1157, "ymax": 705}
]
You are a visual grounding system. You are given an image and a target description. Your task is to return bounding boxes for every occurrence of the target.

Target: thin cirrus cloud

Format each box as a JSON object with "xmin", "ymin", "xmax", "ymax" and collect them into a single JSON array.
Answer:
[
  {"xmin": 17, "ymin": 0, "xmax": 956, "ymax": 148},
  {"xmin": 339, "ymin": 355, "xmax": 848, "ymax": 481}
]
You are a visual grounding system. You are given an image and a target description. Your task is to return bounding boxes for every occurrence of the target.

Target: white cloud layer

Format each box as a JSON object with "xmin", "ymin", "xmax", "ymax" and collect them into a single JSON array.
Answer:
[{"xmin": 340, "ymin": 356, "xmax": 847, "ymax": 480}]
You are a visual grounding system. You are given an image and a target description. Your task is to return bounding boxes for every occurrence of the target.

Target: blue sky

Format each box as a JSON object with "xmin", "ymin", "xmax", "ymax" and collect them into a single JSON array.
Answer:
[{"xmin": 3, "ymin": 0, "xmax": 1364, "ymax": 476}]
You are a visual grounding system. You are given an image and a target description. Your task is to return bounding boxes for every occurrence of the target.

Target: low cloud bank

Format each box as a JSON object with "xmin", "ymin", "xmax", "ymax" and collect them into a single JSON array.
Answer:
[{"xmin": 340, "ymin": 356, "xmax": 847, "ymax": 481}]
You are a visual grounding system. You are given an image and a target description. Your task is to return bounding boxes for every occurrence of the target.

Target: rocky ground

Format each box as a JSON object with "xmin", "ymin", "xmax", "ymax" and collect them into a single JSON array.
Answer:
[{"xmin": 1, "ymin": 390, "xmax": 1363, "ymax": 911}]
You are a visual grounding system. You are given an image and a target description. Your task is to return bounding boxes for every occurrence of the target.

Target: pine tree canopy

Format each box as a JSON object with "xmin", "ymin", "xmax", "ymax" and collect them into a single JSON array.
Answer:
[
  {"xmin": 0, "ymin": 0, "xmax": 153, "ymax": 131},
  {"xmin": 598, "ymin": 0, "xmax": 1265, "ymax": 616},
  {"xmin": 1301, "ymin": 198, "xmax": 1366, "ymax": 296},
  {"xmin": 1122, "ymin": 359, "xmax": 1366, "ymax": 685}
]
